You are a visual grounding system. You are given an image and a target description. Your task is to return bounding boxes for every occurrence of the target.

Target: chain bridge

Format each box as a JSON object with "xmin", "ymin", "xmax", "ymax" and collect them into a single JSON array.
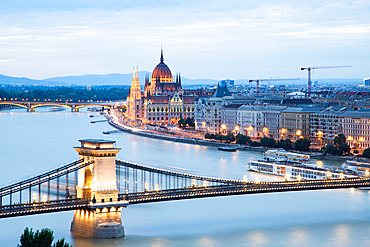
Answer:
[{"xmin": 1, "ymin": 139, "xmax": 369, "ymax": 238}]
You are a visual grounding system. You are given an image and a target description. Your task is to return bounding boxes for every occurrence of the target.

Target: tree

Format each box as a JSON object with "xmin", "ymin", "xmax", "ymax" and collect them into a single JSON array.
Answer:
[
  {"xmin": 323, "ymin": 142, "xmax": 339, "ymax": 156},
  {"xmin": 334, "ymin": 134, "xmax": 347, "ymax": 147},
  {"xmin": 18, "ymin": 228, "xmax": 71, "ymax": 247},
  {"xmin": 338, "ymin": 142, "xmax": 350, "ymax": 155},
  {"xmin": 294, "ymin": 138, "xmax": 311, "ymax": 151},
  {"xmin": 225, "ymin": 133, "xmax": 235, "ymax": 143},
  {"xmin": 260, "ymin": 137, "xmax": 276, "ymax": 147},
  {"xmin": 363, "ymin": 148, "xmax": 370, "ymax": 158},
  {"xmin": 185, "ymin": 117, "xmax": 195, "ymax": 128},
  {"xmin": 178, "ymin": 118, "xmax": 186, "ymax": 129},
  {"xmin": 235, "ymin": 134, "xmax": 251, "ymax": 145},
  {"xmin": 276, "ymin": 139, "xmax": 293, "ymax": 150}
]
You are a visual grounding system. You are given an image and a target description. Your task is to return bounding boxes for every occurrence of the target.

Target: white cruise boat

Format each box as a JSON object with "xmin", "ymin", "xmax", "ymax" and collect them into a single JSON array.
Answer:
[
  {"xmin": 342, "ymin": 160, "xmax": 370, "ymax": 176},
  {"xmin": 247, "ymin": 149, "xmax": 356, "ymax": 180}
]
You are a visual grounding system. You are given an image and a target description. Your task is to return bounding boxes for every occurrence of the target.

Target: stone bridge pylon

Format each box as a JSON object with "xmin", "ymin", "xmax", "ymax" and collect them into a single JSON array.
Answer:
[{"xmin": 70, "ymin": 139, "xmax": 127, "ymax": 238}]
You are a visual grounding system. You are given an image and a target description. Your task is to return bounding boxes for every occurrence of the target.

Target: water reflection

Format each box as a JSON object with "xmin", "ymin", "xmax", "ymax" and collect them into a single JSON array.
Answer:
[{"xmin": 1, "ymin": 111, "xmax": 370, "ymax": 247}]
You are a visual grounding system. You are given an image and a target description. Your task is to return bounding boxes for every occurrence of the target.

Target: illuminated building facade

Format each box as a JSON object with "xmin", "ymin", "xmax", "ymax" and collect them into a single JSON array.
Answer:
[
  {"xmin": 126, "ymin": 49, "xmax": 196, "ymax": 126},
  {"xmin": 339, "ymin": 111, "xmax": 370, "ymax": 149}
]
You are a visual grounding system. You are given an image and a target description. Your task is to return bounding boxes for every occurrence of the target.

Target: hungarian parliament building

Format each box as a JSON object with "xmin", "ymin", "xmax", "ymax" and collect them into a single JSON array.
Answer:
[{"xmin": 126, "ymin": 49, "xmax": 196, "ymax": 126}]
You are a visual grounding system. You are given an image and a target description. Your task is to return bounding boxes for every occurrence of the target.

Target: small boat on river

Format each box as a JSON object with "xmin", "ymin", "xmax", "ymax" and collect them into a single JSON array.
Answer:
[{"xmin": 218, "ymin": 145, "xmax": 238, "ymax": 152}]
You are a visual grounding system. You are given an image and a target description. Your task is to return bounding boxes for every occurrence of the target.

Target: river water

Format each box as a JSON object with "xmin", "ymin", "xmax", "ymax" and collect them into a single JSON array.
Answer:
[{"xmin": 1, "ymin": 108, "xmax": 370, "ymax": 247}]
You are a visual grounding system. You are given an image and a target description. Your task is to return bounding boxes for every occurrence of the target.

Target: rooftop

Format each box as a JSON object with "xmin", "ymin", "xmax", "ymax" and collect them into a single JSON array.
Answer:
[{"xmin": 79, "ymin": 139, "xmax": 116, "ymax": 144}]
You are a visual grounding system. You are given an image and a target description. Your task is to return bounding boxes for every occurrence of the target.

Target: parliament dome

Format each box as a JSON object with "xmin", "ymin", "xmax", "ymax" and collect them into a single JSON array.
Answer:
[{"xmin": 151, "ymin": 49, "xmax": 173, "ymax": 83}]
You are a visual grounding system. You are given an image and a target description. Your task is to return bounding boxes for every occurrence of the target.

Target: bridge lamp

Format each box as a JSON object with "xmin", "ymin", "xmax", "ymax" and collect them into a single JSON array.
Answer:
[
  {"xmin": 125, "ymin": 189, "xmax": 128, "ymax": 194},
  {"xmin": 340, "ymin": 173, "xmax": 344, "ymax": 180},
  {"xmin": 366, "ymin": 170, "xmax": 369, "ymax": 177},
  {"xmin": 203, "ymin": 181, "xmax": 208, "ymax": 187},
  {"xmin": 326, "ymin": 171, "xmax": 332, "ymax": 179},
  {"xmin": 243, "ymin": 175, "xmax": 247, "ymax": 182},
  {"xmin": 192, "ymin": 179, "xmax": 196, "ymax": 187},
  {"xmin": 297, "ymin": 174, "xmax": 301, "ymax": 182},
  {"xmin": 144, "ymin": 182, "xmax": 148, "ymax": 191},
  {"xmin": 43, "ymin": 195, "xmax": 47, "ymax": 203},
  {"xmin": 255, "ymin": 177, "xmax": 260, "ymax": 184},
  {"xmin": 33, "ymin": 193, "xmax": 37, "ymax": 202},
  {"xmin": 155, "ymin": 184, "xmax": 159, "ymax": 192}
]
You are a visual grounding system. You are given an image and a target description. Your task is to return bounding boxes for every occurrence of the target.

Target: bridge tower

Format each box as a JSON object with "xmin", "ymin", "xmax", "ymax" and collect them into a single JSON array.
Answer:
[{"xmin": 70, "ymin": 139, "xmax": 126, "ymax": 238}]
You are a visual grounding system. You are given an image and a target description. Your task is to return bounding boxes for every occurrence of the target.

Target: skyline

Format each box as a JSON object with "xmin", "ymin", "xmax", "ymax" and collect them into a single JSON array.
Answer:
[{"xmin": 0, "ymin": 0, "xmax": 369, "ymax": 81}]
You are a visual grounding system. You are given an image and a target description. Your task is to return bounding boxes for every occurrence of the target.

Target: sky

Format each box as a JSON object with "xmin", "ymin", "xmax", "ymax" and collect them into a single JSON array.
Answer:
[{"xmin": 0, "ymin": 0, "xmax": 369, "ymax": 81}]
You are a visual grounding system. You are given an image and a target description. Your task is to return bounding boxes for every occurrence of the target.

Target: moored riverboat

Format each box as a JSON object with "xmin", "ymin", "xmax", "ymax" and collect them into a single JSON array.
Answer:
[{"xmin": 247, "ymin": 149, "xmax": 357, "ymax": 180}]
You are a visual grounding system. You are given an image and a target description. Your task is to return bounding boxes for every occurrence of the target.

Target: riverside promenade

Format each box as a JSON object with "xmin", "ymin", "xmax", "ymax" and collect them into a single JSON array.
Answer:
[{"xmin": 104, "ymin": 113, "xmax": 248, "ymax": 149}]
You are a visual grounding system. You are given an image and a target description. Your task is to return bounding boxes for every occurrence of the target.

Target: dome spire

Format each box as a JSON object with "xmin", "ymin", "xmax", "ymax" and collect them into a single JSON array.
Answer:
[{"xmin": 160, "ymin": 46, "xmax": 164, "ymax": 63}]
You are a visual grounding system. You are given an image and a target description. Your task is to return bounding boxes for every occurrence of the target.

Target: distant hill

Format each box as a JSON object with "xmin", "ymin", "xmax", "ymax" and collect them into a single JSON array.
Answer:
[
  {"xmin": 44, "ymin": 72, "xmax": 219, "ymax": 86},
  {"xmin": 0, "ymin": 74, "xmax": 65, "ymax": 86},
  {"xmin": 0, "ymin": 72, "xmax": 363, "ymax": 87}
]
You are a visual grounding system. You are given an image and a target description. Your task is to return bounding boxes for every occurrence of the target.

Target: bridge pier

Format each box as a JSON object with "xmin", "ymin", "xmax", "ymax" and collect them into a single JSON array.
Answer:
[
  {"xmin": 27, "ymin": 102, "xmax": 34, "ymax": 112},
  {"xmin": 71, "ymin": 139, "xmax": 125, "ymax": 238},
  {"xmin": 71, "ymin": 206, "xmax": 125, "ymax": 238},
  {"xmin": 71, "ymin": 104, "xmax": 79, "ymax": 112}
]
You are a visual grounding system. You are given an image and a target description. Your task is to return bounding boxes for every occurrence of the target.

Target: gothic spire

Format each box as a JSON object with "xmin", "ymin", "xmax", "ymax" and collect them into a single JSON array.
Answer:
[
  {"xmin": 132, "ymin": 66, "xmax": 135, "ymax": 79},
  {"xmin": 136, "ymin": 66, "xmax": 139, "ymax": 79},
  {"xmin": 160, "ymin": 46, "xmax": 164, "ymax": 63}
]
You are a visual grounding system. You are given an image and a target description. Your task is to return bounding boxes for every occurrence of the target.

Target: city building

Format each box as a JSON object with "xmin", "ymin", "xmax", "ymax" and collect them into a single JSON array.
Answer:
[
  {"xmin": 237, "ymin": 105, "xmax": 287, "ymax": 139},
  {"xmin": 126, "ymin": 49, "xmax": 196, "ymax": 126},
  {"xmin": 280, "ymin": 106, "xmax": 323, "ymax": 141},
  {"xmin": 195, "ymin": 84, "xmax": 253, "ymax": 134},
  {"xmin": 309, "ymin": 107, "xmax": 348, "ymax": 145},
  {"xmin": 364, "ymin": 78, "xmax": 370, "ymax": 86},
  {"xmin": 339, "ymin": 111, "xmax": 370, "ymax": 150},
  {"xmin": 221, "ymin": 104, "xmax": 243, "ymax": 133}
]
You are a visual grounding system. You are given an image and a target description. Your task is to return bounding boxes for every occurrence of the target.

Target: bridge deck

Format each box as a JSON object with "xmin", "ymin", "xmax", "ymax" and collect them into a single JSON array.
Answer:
[{"xmin": 123, "ymin": 177, "xmax": 370, "ymax": 204}]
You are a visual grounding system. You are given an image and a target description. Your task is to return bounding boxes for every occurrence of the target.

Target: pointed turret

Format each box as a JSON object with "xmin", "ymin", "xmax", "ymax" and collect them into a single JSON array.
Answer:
[
  {"xmin": 160, "ymin": 47, "xmax": 164, "ymax": 63},
  {"xmin": 132, "ymin": 66, "xmax": 135, "ymax": 79},
  {"xmin": 136, "ymin": 66, "xmax": 139, "ymax": 79},
  {"xmin": 178, "ymin": 72, "xmax": 182, "ymax": 87},
  {"xmin": 145, "ymin": 74, "xmax": 150, "ymax": 87}
]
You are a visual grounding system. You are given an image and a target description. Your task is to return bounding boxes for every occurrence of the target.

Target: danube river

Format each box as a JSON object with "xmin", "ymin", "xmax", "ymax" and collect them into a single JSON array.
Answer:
[{"xmin": 1, "ymin": 108, "xmax": 370, "ymax": 246}]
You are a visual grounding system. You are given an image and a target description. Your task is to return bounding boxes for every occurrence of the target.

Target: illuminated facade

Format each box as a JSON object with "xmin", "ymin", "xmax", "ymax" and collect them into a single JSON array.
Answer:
[
  {"xmin": 339, "ymin": 111, "xmax": 370, "ymax": 149},
  {"xmin": 126, "ymin": 49, "xmax": 196, "ymax": 126}
]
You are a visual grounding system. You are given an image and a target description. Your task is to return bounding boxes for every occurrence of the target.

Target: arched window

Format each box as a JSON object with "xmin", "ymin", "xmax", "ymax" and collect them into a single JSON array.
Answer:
[
  {"xmin": 171, "ymin": 107, "xmax": 174, "ymax": 112},
  {"xmin": 148, "ymin": 107, "xmax": 151, "ymax": 112},
  {"xmin": 165, "ymin": 106, "xmax": 168, "ymax": 112}
]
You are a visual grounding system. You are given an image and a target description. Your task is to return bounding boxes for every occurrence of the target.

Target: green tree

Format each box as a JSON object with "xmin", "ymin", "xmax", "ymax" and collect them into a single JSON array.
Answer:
[
  {"xmin": 323, "ymin": 142, "xmax": 339, "ymax": 156},
  {"xmin": 294, "ymin": 138, "xmax": 311, "ymax": 151},
  {"xmin": 338, "ymin": 143, "xmax": 350, "ymax": 155},
  {"xmin": 363, "ymin": 148, "xmax": 370, "ymax": 158},
  {"xmin": 334, "ymin": 134, "xmax": 347, "ymax": 147},
  {"xmin": 178, "ymin": 118, "xmax": 186, "ymax": 129},
  {"xmin": 225, "ymin": 133, "xmax": 235, "ymax": 143},
  {"xmin": 260, "ymin": 137, "xmax": 276, "ymax": 147},
  {"xmin": 185, "ymin": 117, "xmax": 195, "ymax": 128},
  {"xmin": 18, "ymin": 228, "xmax": 71, "ymax": 247},
  {"xmin": 276, "ymin": 139, "xmax": 293, "ymax": 150},
  {"xmin": 235, "ymin": 134, "xmax": 251, "ymax": 145}
]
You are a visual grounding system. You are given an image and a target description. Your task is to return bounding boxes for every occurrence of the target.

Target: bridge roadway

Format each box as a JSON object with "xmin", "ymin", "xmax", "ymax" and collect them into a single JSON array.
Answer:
[{"xmin": 123, "ymin": 177, "xmax": 370, "ymax": 204}]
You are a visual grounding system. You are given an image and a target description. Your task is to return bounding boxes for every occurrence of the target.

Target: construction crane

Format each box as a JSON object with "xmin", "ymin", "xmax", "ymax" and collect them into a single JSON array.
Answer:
[
  {"xmin": 249, "ymin": 78, "xmax": 300, "ymax": 96},
  {"xmin": 301, "ymin": 65, "xmax": 351, "ymax": 98}
]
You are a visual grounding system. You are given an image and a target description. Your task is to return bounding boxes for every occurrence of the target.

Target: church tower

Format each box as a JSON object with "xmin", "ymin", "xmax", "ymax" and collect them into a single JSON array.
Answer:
[{"xmin": 127, "ymin": 67, "xmax": 142, "ymax": 122}]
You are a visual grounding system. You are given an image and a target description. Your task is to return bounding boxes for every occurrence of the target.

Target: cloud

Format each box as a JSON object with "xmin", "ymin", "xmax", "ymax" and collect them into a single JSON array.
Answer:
[{"xmin": 0, "ymin": 0, "xmax": 369, "ymax": 79}]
